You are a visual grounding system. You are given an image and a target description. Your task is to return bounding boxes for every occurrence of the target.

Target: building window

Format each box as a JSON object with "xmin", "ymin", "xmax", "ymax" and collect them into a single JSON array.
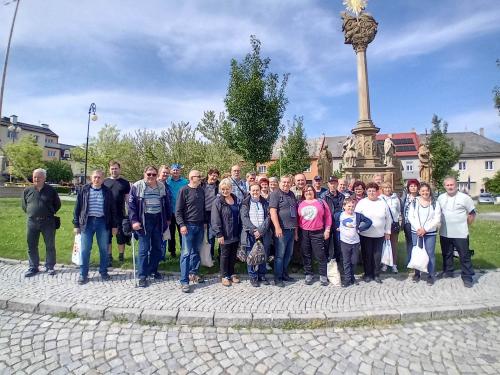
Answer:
[
  {"xmin": 485, "ymin": 161, "xmax": 493, "ymax": 170},
  {"xmin": 304, "ymin": 164, "xmax": 311, "ymax": 173},
  {"xmin": 405, "ymin": 162, "xmax": 413, "ymax": 171},
  {"xmin": 46, "ymin": 138, "xmax": 54, "ymax": 144},
  {"xmin": 48, "ymin": 151, "xmax": 56, "ymax": 157},
  {"xmin": 458, "ymin": 161, "xmax": 466, "ymax": 171},
  {"xmin": 258, "ymin": 165, "xmax": 267, "ymax": 174},
  {"xmin": 34, "ymin": 135, "xmax": 39, "ymax": 142}
]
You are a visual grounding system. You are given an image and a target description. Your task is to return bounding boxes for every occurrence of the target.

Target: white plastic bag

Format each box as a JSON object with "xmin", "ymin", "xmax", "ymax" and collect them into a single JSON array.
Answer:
[
  {"xmin": 200, "ymin": 234, "xmax": 213, "ymax": 267},
  {"xmin": 72, "ymin": 234, "xmax": 82, "ymax": 265},
  {"xmin": 407, "ymin": 242, "xmax": 429, "ymax": 273},
  {"xmin": 327, "ymin": 260, "xmax": 341, "ymax": 286},
  {"xmin": 381, "ymin": 239, "xmax": 394, "ymax": 267}
]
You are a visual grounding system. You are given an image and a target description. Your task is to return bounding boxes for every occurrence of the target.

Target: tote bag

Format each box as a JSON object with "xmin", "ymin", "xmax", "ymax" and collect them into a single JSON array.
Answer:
[
  {"xmin": 407, "ymin": 242, "xmax": 429, "ymax": 273},
  {"xmin": 72, "ymin": 234, "xmax": 82, "ymax": 266}
]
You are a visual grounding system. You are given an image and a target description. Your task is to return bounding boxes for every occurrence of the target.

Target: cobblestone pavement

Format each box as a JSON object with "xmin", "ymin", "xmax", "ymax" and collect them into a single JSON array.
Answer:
[{"xmin": 1, "ymin": 309, "xmax": 500, "ymax": 375}]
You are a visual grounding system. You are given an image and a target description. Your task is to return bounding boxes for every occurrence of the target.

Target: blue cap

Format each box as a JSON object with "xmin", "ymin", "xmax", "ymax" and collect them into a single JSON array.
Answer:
[{"xmin": 170, "ymin": 163, "xmax": 182, "ymax": 170}]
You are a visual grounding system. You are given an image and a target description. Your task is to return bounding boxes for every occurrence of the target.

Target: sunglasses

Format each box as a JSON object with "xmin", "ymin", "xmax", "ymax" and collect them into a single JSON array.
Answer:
[{"xmin": 146, "ymin": 173, "xmax": 157, "ymax": 177}]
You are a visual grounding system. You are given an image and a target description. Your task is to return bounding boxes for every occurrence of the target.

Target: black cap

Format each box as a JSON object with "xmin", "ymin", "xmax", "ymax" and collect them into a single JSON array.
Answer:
[
  {"xmin": 328, "ymin": 176, "xmax": 338, "ymax": 182},
  {"xmin": 313, "ymin": 175, "xmax": 322, "ymax": 181}
]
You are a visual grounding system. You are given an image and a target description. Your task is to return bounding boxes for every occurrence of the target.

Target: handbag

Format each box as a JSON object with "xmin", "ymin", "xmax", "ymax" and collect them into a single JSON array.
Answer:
[
  {"xmin": 407, "ymin": 241, "xmax": 429, "ymax": 273},
  {"xmin": 72, "ymin": 234, "xmax": 82, "ymax": 265},
  {"xmin": 381, "ymin": 239, "xmax": 394, "ymax": 267},
  {"xmin": 54, "ymin": 216, "xmax": 61, "ymax": 230},
  {"xmin": 237, "ymin": 246, "xmax": 247, "ymax": 262},
  {"xmin": 327, "ymin": 259, "xmax": 341, "ymax": 286},
  {"xmin": 200, "ymin": 233, "xmax": 213, "ymax": 267},
  {"xmin": 247, "ymin": 240, "xmax": 266, "ymax": 269},
  {"xmin": 383, "ymin": 197, "xmax": 400, "ymax": 232}
]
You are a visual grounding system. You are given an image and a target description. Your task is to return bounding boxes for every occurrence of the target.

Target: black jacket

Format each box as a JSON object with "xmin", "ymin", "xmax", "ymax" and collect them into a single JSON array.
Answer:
[
  {"xmin": 323, "ymin": 189, "xmax": 345, "ymax": 218},
  {"xmin": 211, "ymin": 193, "xmax": 241, "ymax": 244},
  {"xmin": 73, "ymin": 184, "xmax": 118, "ymax": 231}
]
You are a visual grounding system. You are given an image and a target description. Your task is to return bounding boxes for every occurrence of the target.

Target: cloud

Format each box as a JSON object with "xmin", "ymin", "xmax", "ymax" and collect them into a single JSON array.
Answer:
[{"xmin": 445, "ymin": 107, "xmax": 500, "ymax": 141}]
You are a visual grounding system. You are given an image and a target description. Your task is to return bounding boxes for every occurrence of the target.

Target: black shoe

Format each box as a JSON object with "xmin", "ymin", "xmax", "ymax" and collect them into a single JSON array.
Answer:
[
  {"xmin": 138, "ymin": 278, "xmax": 148, "ymax": 288},
  {"xmin": 437, "ymin": 271, "xmax": 454, "ymax": 279},
  {"xmin": 427, "ymin": 277, "xmax": 435, "ymax": 286},
  {"xmin": 363, "ymin": 275, "xmax": 371, "ymax": 283},
  {"xmin": 463, "ymin": 280, "xmax": 473, "ymax": 288},
  {"xmin": 118, "ymin": 253, "xmax": 124, "ymax": 262},
  {"xmin": 374, "ymin": 277, "xmax": 382, "ymax": 284},
  {"xmin": 258, "ymin": 277, "xmax": 270, "ymax": 285},
  {"xmin": 152, "ymin": 272, "xmax": 163, "ymax": 280},
  {"xmin": 412, "ymin": 275, "xmax": 420, "ymax": 283},
  {"xmin": 342, "ymin": 281, "xmax": 353, "ymax": 288},
  {"xmin": 169, "ymin": 252, "xmax": 177, "ymax": 258},
  {"xmin": 250, "ymin": 279, "xmax": 260, "ymax": 287},
  {"xmin": 78, "ymin": 275, "xmax": 88, "ymax": 285},
  {"xmin": 283, "ymin": 275, "xmax": 295, "ymax": 282},
  {"xmin": 101, "ymin": 273, "xmax": 111, "ymax": 281},
  {"xmin": 107, "ymin": 256, "xmax": 113, "ymax": 268},
  {"xmin": 47, "ymin": 269, "xmax": 56, "ymax": 276},
  {"xmin": 274, "ymin": 279, "xmax": 285, "ymax": 287},
  {"xmin": 24, "ymin": 268, "xmax": 39, "ymax": 278}
]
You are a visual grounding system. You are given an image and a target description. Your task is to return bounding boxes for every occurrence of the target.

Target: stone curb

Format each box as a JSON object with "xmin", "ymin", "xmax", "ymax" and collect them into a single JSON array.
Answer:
[{"xmin": 0, "ymin": 294, "xmax": 497, "ymax": 328}]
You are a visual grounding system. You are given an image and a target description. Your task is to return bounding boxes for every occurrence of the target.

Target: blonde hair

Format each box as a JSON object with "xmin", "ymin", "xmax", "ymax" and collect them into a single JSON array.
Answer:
[{"xmin": 219, "ymin": 178, "xmax": 233, "ymax": 189}]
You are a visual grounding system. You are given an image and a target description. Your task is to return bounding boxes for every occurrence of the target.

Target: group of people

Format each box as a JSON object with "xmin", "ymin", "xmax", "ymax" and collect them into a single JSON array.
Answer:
[{"xmin": 22, "ymin": 163, "xmax": 477, "ymax": 292}]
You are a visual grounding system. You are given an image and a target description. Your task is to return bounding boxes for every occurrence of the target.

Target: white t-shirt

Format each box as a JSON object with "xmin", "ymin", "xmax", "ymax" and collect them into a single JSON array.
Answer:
[
  {"xmin": 438, "ymin": 191, "xmax": 475, "ymax": 238},
  {"xmin": 339, "ymin": 212, "xmax": 359, "ymax": 244},
  {"xmin": 354, "ymin": 197, "xmax": 392, "ymax": 238}
]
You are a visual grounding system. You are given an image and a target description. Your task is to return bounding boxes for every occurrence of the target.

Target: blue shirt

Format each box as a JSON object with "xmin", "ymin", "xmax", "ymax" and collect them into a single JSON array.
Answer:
[
  {"xmin": 167, "ymin": 176, "xmax": 188, "ymax": 215},
  {"xmin": 88, "ymin": 187, "xmax": 104, "ymax": 217}
]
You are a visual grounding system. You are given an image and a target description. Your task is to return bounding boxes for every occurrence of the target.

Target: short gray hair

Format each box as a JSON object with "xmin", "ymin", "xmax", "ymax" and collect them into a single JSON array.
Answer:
[
  {"xmin": 219, "ymin": 178, "xmax": 233, "ymax": 189},
  {"xmin": 33, "ymin": 168, "xmax": 47, "ymax": 177}
]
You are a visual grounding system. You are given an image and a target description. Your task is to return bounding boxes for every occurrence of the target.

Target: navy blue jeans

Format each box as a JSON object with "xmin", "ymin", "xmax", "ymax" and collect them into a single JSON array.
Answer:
[
  {"xmin": 137, "ymin": 213, "xmax": 163, "ymax": 278},
  {"xmin": 273, "ymin": 228, "xmax": 295, "ymax": 281},
  {"xmin": 80, "ymin": 217, "xmax": 109, "ymax": 277},
  {"xmin": 179, "ymin": 224, "xmax": 204, "ymax": 285},
  {"xmin": 411, "ymin": 233, "xmax": 437, "ymax": 279}
]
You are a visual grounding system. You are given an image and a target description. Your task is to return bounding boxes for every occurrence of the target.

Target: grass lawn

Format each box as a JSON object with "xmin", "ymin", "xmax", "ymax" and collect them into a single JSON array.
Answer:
[{"xmin": 1, "ymin": 197, "xmax": 500, "ymax": 275}]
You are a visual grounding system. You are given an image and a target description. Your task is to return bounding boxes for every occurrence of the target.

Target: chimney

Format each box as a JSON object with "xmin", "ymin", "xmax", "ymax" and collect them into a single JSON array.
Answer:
[
  {"xmin": 479, "ymin": 127, "xmax": 484, "ymax": 137},
  {"xmin": 41, "ymin": 123, "xmax": 49, "ymax": 128}
]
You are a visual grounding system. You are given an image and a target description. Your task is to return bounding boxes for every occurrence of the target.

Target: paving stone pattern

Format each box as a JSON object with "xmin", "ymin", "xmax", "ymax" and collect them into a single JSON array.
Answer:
[{"xmin": 1, "ymin": 309, "xmax": 500, "ymax": 374}]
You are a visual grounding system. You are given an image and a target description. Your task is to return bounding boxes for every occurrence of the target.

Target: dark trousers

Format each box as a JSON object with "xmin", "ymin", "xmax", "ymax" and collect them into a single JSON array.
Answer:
[
  {"xmin": 292, "ymin": 228, "xmax": 303, "ymax": 266},
  {"xmin": 327, "ymin": 230, "xmax": 344, "ymax": 276},
  {"xmin": 341, "ymin": 241, "xmax": 360, "ymax": 284},
  {"xmin": 27, "ymin": 217, "xmax": 56, "ymax": 270},
  {"xmin": 220, "ymin": 241, "xmax": 238, "ymax": 279},
  {"xmin": 403, "ymin": 223, "xmax": 413, "ymax": 264},
  {"xmin": 360, "ymin": 235, "xmax": 384, "ymax": 279},
  {"xmin": 137, "ymin": 213, "xmax": 163, "ymax": 278},
  {"xmin": 168, "ymin": 214, "xmax": 182, "ymax": 256},
  {"xmin": 440, "ymin": 236, "xmax": 474, "ymax": 282},
  {"xmin": 301, "ymin": 229, "xmax": 328, "ymax": 277}
]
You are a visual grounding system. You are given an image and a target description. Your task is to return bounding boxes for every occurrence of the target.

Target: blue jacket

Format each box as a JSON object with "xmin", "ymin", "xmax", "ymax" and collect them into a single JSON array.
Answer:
[
  {"xmin": 128, "ymin": 180, "xmax": 172, "ymax": 234},
  {"xmin": 333, "ymin": 211, "xmax": 373, "ymax": 234},
  {"xmin": 73, "ymin": 184, "xmax": 117, "ymax": 232},
  {"xmin": 167, "ymin": 176, "xmax": 188, "ymax": 215}
]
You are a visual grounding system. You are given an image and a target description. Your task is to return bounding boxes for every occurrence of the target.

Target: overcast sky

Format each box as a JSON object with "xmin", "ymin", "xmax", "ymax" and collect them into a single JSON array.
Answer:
[{"xmin": 1, "ymin": 0, "xmax": 499, "ymax": 145}]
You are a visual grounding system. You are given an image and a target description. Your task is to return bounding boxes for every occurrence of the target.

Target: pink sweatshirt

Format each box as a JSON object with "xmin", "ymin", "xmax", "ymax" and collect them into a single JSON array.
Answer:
[{"xmin": 298, "ymin": 199, "xmax": 332, "ymax": 231}]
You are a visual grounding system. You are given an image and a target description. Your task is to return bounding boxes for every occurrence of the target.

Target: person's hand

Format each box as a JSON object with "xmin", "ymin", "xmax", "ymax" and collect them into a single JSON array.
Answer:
[
  {"xmin": 132, "ymin": 222, "xmax": 142, "ymax": 231},
  {"xmin": 416, "ymin": 228, "xmax": 426, "ymax": 237},
  {"xmin": 324, "ymin": 230, "xmax": 330, "ymax": 240},
  {"xmin": 74, "ymin": 228, "xmax": 80, "ymax": 234},
  {"xmin": 112, "ymin": 228, "xmax": 118, "ymax": 236},
  {"xmin": 294, "ymin": 231, "xmax": 299, "ymax": 241},
  {"xmin": 180, "ymin": 226, "xmax": 188, "ymax": 235},
  {"xmin": 275, "ymin": 227, "xmax": 283, "ymax": 238},
  {"xmin": 384, "ymin": 233, "xmax": 391, "ymax": 240},
  {"xmin": 217, "ymin": 237, "xmax": 224, "ymax": 245},
  {"xmin": 254, "ymin": 230, "xmax": 261, "ymax": 239}
]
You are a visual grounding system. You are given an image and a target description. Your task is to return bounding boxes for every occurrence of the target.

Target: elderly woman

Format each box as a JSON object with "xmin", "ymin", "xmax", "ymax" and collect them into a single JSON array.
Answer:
[
  {"xmin": 129, "ymin": 166, "xmax": 172, "ymax": 288},
  {"xmin": 380, "ymin": 182, "xmax": 401, "ymax": 273},
  {"xmin": 259, "ymin": 177, "xmax": 270, "ymax": 201},
  {"xmin": 298, "ymin": 184, "xmax": 332, "ymax": 286},
  {"xmin": 408, "ymin": 182, "xmax": 441, "ymax": 285},
  {"xmin": 268, "ymin": 177, "xmax": 279, "ymax": 193},
  {"xmin": 351, "ymin": 181, "xmax": 366, "ymax": 207},
  {"xmin": 402, "ymin": 179, "xmax": 420, "ymax": 265},
  {"xmin": 354, "ymin": 182, "xmax": 391, "ymax": 283},
  {"xmin": 211, "ymin": 178, "xmax": 241, "ymax": 287},
  {"xmin": 241, "ymin": 183, "xmax": 271, "ymax": 287}
]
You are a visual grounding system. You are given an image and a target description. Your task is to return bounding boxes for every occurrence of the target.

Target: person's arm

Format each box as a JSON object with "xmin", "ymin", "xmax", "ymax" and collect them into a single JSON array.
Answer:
[
  {"xmin": 384, "ymin": 204, "xmax": 392, "ymax": 239},
  {"xmin": 465, "ymin": 195, "xmax": 476, "ymax": 225},
  {"xmin": 21, "ymin": 189, "xmax": 28, "ymax": 213},
  {"xmin": 128, "ymin": 185, "xmax": 142, "ymax": 231},
  {"xmin": 175, "ymin": 187, "xmax": 187, "ymax": 234},
  {"xmin": 53, "ymin": 187, "xmax": 61, "ymax": 213},
  {"xmin": 210, "ymin": 200, "xmax": 224, "ymax": 244},
  {"xmin": 240, "ymin": 200, "xmax": 257, "ymax": 233},
  {"xmin": 270, "ymin": 208, "xmax": 282, "ymax": 237},
  {"xmin": 108, "ymin": 189, "xmax": 118, "ymax": 235},
  {"xmin": 73, "ymin": 190, "xmax": 82, "ymax": 234}
]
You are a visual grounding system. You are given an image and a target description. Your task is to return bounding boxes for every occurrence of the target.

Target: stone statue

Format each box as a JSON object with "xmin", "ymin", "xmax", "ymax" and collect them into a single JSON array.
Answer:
[
  {"xmin": 383, "ymin": 135, "xmax": 395, "ymax": 167},
  {"xmin": 317, "ymin": 145, "xmax": 333, "ymax": 182},
  {"xmin": 418, "ymin": 143, "xmax": 432, "ymax": 183},
  {"xmin": 342, "ymin": 136, "xmax": 357, "ymax": 168},
  {"xmin": 341, "ymin": 11, "xmax": 378, "ymax": 52}
]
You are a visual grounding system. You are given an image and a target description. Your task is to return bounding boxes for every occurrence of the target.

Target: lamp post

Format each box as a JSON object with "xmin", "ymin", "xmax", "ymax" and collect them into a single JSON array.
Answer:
[
  {"xmin": 7, "ymin": 115, "xmax": 20, "ymax": 182},
  {"xmin": 84, "ymin": 103, "xmax": 97, "ymax": 183}
]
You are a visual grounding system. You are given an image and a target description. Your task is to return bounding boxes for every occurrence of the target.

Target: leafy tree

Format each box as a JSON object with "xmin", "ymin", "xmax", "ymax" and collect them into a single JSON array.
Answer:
[
  {"xmin": 44, "ymin": 160, "xmax": 73, "ymax": 183},
  {"xmin": 223, "ymin": 35, "xmax": 289, "ymax": 168},
  {"xmin": 485, "ymin": 171, "xmax": 500, "ymax": 195},
  {"xmin": 3, "ymin": 136, "xmax": 44, "ymax": 181},
  {"xmin": 428, "ymin": 114, "xmax": 462, "ymax": 188},
  {"xmin": 196, "ymin": 111, "xmax": 227, "ymax": 144}
]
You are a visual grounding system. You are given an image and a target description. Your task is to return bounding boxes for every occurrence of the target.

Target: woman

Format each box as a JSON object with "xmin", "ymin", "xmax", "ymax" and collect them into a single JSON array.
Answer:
[
  {"xmin": 129, "ymin": 166, "xmax": 172, "ymax": 288},
  {"xmin": 351, "ymin": 181, "xmax": 366, "ymax": 207},
  {"xmin": 259, "ymin": 178, "xmax": 270, "ymax": 201},
  {"xmin": 380, "ymin": 182, "xmax": 402, "ymax": 274},
  {"xmin": 269, "ymin": 177, "xmax": 279, "ymax": 193},
  {"xmin": 402, "ymin": 179, "xmax": 420, "ymax": 265},
  {"xmin": 354, "ymin": 182, "xmax": 391, "ymax": 283},
  {"xmin": 240, "ymin": 183, "xmax": 271, "ymax": 287},
  {"xmin": 298, "ymin": 185, "xmax": 332, "ymax": 286},
  {"xmin": 211, "ymin": 178, "xmax": 241, "ymax": 287},
  {"xmin": 408, "ymin": 182, "xmax": 441, "ymax": 285}
]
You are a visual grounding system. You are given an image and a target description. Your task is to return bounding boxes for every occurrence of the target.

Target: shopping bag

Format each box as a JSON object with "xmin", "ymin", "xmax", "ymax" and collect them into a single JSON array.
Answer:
[
  {"xmin": 200, "ymin": 234, "xmax": 213, "ymax": 267},
  {"xmin": 247, "ymin": 240, "xmax": 266, "ymax": 269},
  {"xmin": 327, "ymin": 259, "xmax": 341, "ymax": 286},
  {"xmin": 72, "ymin": 234, "xmax": 82, "ymax": 266},
  {"xmin": 407, "ymin": 242, "xmax": 429, "ymax": 273},
  {"xmin": 381, "ymin": 239, "xmax": 394, "ymax": 267}
]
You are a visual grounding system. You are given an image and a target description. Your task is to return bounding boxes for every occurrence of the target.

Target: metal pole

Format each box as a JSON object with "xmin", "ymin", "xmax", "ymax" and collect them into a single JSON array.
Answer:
[
  {"xmin": 84, "ymin": 103, "xmax": 96, "ymax": 183},
  {"xmin": 0, "ymin": 0, "xmax": 21, "ymax": 120}
]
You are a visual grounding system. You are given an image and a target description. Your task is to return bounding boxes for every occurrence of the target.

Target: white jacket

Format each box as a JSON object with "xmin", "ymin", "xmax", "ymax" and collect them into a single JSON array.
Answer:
[{"xmin": 408, "ymin": 197, "xmax": 441, "ymax": 234}]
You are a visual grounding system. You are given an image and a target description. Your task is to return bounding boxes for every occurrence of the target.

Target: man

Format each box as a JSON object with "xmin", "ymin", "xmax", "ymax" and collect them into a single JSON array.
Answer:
[
  {"xmin": 229, "ymin": 165, "xmax": 247, "ymax": 203},
  {"xmin": 312, "ymin": 175, "xmax": 327, "ymax": 197},
  {"xmin": 438, "ymin": 176, "xmax": 476, "ymax": 288},
  {"xmin": 167, "ymin": 164, "xmax": 188, "ymax": 257},
  {"xmin": 323, "ymin": 176, "xmax": 345, "ymax": 265},
  {"xmin": 245, "ymin": 171, "xmax": 257, "ymax": 191},
  {"xmin": 73, "ymin": 169, "xmax": 118, "ymax": 285},
  {"xmin": 103, "ymin": 161, "xmax": 130, "ymax": 264},
  {"xmin": 22, "ymin": 168, "xmax": 61, "ymax": 277},
  {"xmin": 269, "ymin": 175, "xmax": 298, "ymax": 287},
  {"xmin": 290, "ymin": 173, "xmax": 306, "ymax": 201},
  {"xmin": 338, "ymin": 178, "xmax": 351, "ymax": 198},
  {"xmin": 202, "ymin": 168, "xmax": 220, "ymax": 257},
  {"xmin": 372, "ymin": 174, "xmax": 383, "ymax": 196},
  {"xmin": 176, "ymin": 170, "xmax": 205, "ymax": 293},
  {"xmin": 158, "ymin": 165, "xmax": 170, "ymax": 184}
]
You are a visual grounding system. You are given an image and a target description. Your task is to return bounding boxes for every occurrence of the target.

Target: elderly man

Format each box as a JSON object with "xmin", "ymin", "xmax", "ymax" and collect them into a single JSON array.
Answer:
[
  {"xmin": 324, "ymin": 176, "xmax": 345, "ymax": 276},
  {"xmin": 313, "ymin": 175, "xmax": 327, "ymax": 197},
  {"xmin": 167, "ymin": 163, "xmax": 188, "ymax": 258},
  {"xmin": 269, "ymin": 175, "xmax": 298, "ymax": 287},
  {"xmin": 176, "ymin": 170, "xmax": 206, "ymax": 293},
  {"xmin": 103, "ymin": 160, "xmax": 130, "ymax": 264},
  {"xmin": 245, "ymin": 171, "xmax": 257, "ymax": 191},
  {"xmin": 438, "ymin": 176, "xmax": 476, "ymax": 287},
  {"xmin": 338, "ymin": 178, "xmax": 351, "ymax": 198},
  {"xmin": 22, "ymin": 168, "xmax": 61, "ymax": 277},
  {"xmin": 290, "ymin": 173, "xmax": 307, "ymax": 201},
  {"xmin": 229, "ymin": 165, "xmax": 247, "ymax": 202},
  {"xmin": 73, "ymin": 169, "xmax": 118, "ymax": 285}
]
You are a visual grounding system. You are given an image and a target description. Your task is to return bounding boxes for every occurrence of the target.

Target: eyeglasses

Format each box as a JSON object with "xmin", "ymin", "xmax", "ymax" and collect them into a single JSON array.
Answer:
[
  {"xmin": 146, "ymin": 173, "xmax": 157, "ymax": 177},
  {"xmin": 192, "ymin": 175, "xmax": 201, "ymax": 178}
]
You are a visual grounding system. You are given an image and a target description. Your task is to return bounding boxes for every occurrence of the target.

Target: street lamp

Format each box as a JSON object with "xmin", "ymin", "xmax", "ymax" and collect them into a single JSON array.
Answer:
[{"xmin": 84, "ymin": 103, "xmax": 97, "ymax": 183}]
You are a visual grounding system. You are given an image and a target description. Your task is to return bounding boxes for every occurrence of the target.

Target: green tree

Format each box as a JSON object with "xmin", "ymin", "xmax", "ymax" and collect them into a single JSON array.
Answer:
[
  {"xmin": 485, "ymin": 171, "xmax": 500, "ymax": 194},
  {"xmin": 223, "ymin": 35, "xmax": 289, "ymax": 168},
  {"xmin": 3, "ymin": 136, "xmax": 44, "ymax": 181},
  {"xmin": 428, "ymin": 114, "xmax": 462, "ymax": 188},
  {"xmin": 196, "ymin": 111, "xmax": 227, "ymax": 144},
  {"xmin": 44, "ymin": 160, "xmax": 73, "ymax": 183}
]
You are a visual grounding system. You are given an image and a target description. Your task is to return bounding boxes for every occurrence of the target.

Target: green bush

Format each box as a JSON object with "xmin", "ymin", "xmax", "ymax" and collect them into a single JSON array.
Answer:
[{"xmin": 54, "ymin": 186, "xmax": 71, "ymax": 194}]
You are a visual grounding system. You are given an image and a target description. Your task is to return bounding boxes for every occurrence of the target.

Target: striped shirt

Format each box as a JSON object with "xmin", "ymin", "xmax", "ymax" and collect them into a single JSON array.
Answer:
[
  {"xmin": 249, "ymin": 200, "xmax": 265, "ymax": 227},
  {"xmin": 144, "ymin": 185, "xmax": 161, "ymax": 214},
  {"xmin": 88, "ymin": 187, "xmax": 104, "ymax": 217}
]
